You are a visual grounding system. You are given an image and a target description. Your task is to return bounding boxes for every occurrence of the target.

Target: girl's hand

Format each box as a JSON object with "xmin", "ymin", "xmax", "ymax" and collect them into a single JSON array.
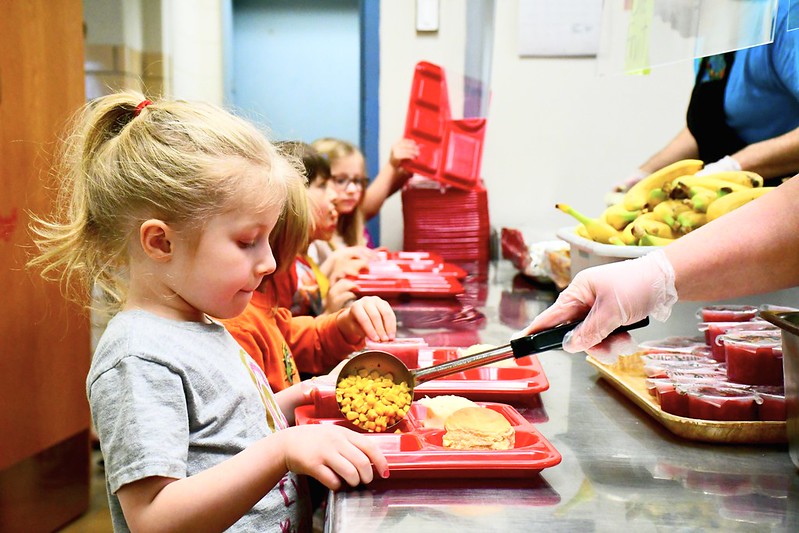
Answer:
[
  {"xmin": 336, "ymin": 295, "xmax": 396, "ymax": 343},
  {"xmin": 389, "ymin": 139, "xmax": 419, "ymax": 169},
  {"xmin": 325, "ymin": 279, "xmax": 359, "ymax": 313},
  {"xmin": 278, "ymin": 425, "xmax": 390, "ymax": 490}
]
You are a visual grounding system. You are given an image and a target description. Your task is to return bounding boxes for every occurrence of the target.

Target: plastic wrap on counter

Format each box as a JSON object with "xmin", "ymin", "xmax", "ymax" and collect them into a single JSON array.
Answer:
[{"xmin": 501, "ymin": 227, "xmax": 570, "ymax": 289}]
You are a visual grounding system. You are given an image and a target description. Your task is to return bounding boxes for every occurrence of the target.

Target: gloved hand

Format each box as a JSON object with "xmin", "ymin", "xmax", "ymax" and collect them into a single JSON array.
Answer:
[
  {"xmin": 522, "ymin": 250, "xmax": 678, "ymax": 353},
  {"xmin": 696, "ymin": 155, "xmax": 741, "ymax": 176},
  {"xmin": 613, "ymin": 168, "xmax": 649, "ymax": 193}
]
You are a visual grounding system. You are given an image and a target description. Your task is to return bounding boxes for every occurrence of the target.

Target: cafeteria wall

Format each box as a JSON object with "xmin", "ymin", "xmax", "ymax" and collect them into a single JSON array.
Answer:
[
  {"xmin": 376, "ymin": 1, "xmax": 695, "ymax": 251},
  {"xmin": 85, "ymin": 1, "xmax": 694, "ymax": 252}
]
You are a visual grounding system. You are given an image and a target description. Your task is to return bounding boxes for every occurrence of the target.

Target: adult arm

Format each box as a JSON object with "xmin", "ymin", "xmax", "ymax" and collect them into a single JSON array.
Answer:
[
  {"xmin": 639, "ymin": 127, "xmax": 700, "ymax": 174},
  {"xmin": 526, "ymin": 175, "xmax": 799, "ymax": 351},
  {"xmin": 666, "ymin": 173, "xmax": 799, "ymax": 299},
  {"xmin": 730, "ymin": 126, "xmax": 799, "ymax": 179}
]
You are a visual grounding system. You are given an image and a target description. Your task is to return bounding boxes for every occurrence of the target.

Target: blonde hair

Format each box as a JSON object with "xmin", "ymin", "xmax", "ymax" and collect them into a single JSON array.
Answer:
[
  {"xmin": 29, "ymin": 91, "xmax": 300, "ymax": 314},
  {"xmin": 311, "ymin": 137, "xmax": 366, "ymax": 247},
  {"xmin": 269, "ymin": 148, "xmax": 310, "ymax": 272}
]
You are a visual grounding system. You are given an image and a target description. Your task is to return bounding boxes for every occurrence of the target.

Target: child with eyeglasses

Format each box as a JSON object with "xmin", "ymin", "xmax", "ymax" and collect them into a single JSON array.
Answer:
[
  {"xmin": 310, "ymin": 137, "xmax": 418, "ymax": 270},
  {"xmin": 29, "ymin": 92, "xmax": 389, "ymax": 532}
]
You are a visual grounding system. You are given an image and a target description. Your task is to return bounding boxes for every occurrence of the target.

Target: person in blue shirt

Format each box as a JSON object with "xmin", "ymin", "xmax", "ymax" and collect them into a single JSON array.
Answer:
[{"xmin": 617, "ymin": 0, "xmax": 799, "ymax": 189}]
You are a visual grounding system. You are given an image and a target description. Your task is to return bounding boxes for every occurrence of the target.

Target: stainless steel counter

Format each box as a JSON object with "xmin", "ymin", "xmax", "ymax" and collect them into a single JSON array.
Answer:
[{"xmin": 326, "ymin": 261, "xmax": 799, "ymax": 532}]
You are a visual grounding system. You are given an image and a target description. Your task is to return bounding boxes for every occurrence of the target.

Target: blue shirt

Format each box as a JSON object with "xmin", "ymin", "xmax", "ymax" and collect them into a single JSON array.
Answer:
[{"xmin": 725, "ymin": 1, "xmax": 799, "ymax": 144}]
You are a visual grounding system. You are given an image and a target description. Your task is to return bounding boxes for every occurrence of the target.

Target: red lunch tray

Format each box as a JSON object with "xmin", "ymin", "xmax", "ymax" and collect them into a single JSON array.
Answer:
[
  {"xmin": 351, "ymin": 276, "xmax": 464, "ymax": 298},
  {"xmin": 373, "ymin": 249, "xmax": 444, "ymax": 263},
  {"xmin": 412, "ymin": 348, "xmax": 550, "ymax": 402},
  {"xmin": 361, "ymin": 261, "xmax": 468, "ymax": 279},
  {"xmin": 402, "ymin": 61, "xmax": 486, "ymax": 191},
  {"xmin": 294, "ymin": 401, "xmax": 561, "ymax": 478}
]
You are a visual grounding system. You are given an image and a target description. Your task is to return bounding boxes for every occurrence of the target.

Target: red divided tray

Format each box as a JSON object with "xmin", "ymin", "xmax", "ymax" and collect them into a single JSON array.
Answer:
[
  {"xmin": 351, "ymin": 276, "xmax": 464, "ymax": 298},
  {"xmin": 402, "ymin": 61, "xmax": 486, "ymax": 191},
  {"xmin": 374, "ymin": 249, "xmax": 443, "ymax": 263},
  {"xmin": 295, "ymin": 401, "xmax": 561, "ymax": 478},
  {"xmin": 413, "ymin": 348, "xmax": 550, "ymax": 402},
  {"xmin": 359, "ymin": 261, "xmax": 468, "ymax": 279}
]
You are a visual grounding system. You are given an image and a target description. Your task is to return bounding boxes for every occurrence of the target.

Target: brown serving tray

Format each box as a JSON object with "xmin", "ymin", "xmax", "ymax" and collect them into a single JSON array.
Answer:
[{"xmin": 586, "ymin": 355, "xmax": 787, "ymax": 444}]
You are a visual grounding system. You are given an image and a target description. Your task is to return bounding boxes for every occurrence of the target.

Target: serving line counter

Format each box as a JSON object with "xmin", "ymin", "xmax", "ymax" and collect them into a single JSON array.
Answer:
[{"xmin": 325, "ymin": 260, "xmax": 799, "ymax": 532}]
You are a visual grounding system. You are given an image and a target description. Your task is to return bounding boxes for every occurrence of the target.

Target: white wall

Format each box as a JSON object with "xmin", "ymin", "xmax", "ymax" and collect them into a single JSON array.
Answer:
[
  {"xmin": 162, "ymin": 0, "xmax": 224, "ymax": 103},
  {"xmin": 377, "ymin": 0, "xmax": 695, "ymax": 251}
]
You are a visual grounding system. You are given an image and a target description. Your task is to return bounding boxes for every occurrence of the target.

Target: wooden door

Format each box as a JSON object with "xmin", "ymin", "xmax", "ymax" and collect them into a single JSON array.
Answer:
[{"xmin": 0, "ymin": 1, "xmax": 91, "ymax": 531}]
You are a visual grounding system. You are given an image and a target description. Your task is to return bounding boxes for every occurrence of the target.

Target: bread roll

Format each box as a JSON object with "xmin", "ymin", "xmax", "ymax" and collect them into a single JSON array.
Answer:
[
  {"xmin": 417, "ymin": 395, "xmax": 478, "ymax": 429},
  {"xmin": 443, "ymin": 407, "xmax": 515, "ymax": 450}
]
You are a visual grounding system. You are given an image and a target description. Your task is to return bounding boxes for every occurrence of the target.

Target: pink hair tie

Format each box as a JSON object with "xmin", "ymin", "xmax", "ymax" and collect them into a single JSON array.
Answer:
[{"xmin": 134, "ymin": 100, "xmax": 153, "ymax": 116}]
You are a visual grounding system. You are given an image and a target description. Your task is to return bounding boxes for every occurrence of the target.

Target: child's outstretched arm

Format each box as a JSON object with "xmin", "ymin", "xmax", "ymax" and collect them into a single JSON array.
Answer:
[
  {"xmin": 116, "ymin": 424, "xmax": 388, "ymax": 532},
  {"xmin": 336, "ymin": 295, "xmax": 396, "ymax": 343},
  {"xmin": 361, "ymin": 138, "xmax": 419, "ymax": 220}
]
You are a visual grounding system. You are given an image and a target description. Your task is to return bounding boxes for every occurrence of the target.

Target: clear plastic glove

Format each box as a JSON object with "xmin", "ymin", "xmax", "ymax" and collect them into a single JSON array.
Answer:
[
  {"xmin": 695, "ymin": 155, "xmax": 741, "ymax": 176},
  {"xmin": 613, "ymin": 168, "xmax": 649, "ymax": 193},
  {"xmin": 522, "ymin": 250, "xmax": 677, "ymax": 353}
]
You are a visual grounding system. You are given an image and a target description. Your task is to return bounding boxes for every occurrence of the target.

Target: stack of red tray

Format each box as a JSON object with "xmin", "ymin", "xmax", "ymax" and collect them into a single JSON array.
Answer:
[
  {"xmin": 402, "ymin": 178, "xmax": 491, "ymax": 277},
  {"xmin": 349, "ymin": 251, "xmax": 467, "ymax": 299},
  {"xmin": 399, "ymin": 61, "xmax": 491, "ymax": 278}
]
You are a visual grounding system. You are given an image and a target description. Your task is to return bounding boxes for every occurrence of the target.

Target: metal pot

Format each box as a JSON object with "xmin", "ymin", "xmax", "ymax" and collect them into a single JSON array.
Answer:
[{"xmin": 760, "ymin": 310, "xmax": 799, "ymax": 469}]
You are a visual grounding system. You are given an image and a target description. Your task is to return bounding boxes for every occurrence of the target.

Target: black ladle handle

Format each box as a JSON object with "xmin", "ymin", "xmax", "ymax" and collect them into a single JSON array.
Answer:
[
  {"xmin": 412, "ymin": 317, "xmax": 650, "ymax": 385},
  {"xmin": 510, "ymin": 316, "xmax": 650, "ymax": 356}
]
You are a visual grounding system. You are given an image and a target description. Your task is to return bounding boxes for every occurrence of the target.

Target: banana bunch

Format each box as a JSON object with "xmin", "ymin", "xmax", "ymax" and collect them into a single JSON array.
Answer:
[{"xmin": 558, "ymin": 160, "xmax": 774, "ymax": 246}]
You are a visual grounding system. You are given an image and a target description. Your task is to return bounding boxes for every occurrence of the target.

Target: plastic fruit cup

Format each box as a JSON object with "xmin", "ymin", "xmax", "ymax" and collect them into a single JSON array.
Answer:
[
  {"xmin": 751, "ymin": 386, "xmax": 787, "ymax": 421},
  {"xmin": 721, "ymin": 331, "xmax": 783, "ymax": 386},
  {"xmin": 638, "ymin": 336, "xmax": 708, "ymax": 354},
  {"xmin": 365, "ymin": 337, "xmax": 428, "ymax": 368},
  {"xmin": 686, "ymin": 385, "xmax": 760, "ymax": 421},
  {"xmin": 699, "ymin": 321, "xmax": 777, "ymax": 363},
  {"xmin": 698, "ymin": 305, "xmax": 759, "ymax": 323},
  {"xmin": 653, "ymin": 382, "xmax": 689, "ymax": 417}
]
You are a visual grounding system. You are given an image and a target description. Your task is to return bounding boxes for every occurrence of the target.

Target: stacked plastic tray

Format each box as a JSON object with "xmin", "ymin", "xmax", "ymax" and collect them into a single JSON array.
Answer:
[
  {"xmin": 402, "ymin": 178, "xmax": 491, "ymax": 278},
  {"xmin": 401, "ymin": 61, "xmax": 491, "ymax": 278}
]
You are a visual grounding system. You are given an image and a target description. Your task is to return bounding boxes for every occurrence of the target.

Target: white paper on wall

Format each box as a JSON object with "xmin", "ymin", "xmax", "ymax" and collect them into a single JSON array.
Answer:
[{"xmin": 518, "ymin": 0, "xmax": 603, "ymax": 57}]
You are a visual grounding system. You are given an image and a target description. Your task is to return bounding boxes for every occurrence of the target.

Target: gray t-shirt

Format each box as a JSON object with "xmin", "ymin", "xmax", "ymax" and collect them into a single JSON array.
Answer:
[{"xmin": 87, "ymin": 310, "xmax": 310, "ymax": 532}]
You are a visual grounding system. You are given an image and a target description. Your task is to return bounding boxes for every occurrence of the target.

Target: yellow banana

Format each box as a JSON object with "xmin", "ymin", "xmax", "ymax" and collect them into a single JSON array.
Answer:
[
  {"xmin": 671, "ymin": 175, "xmax": 748, "ymax": 194},
  {"xmin": 652, "ymin": 200, "xmax": 691, "ymax": 228},
  {"xmin": 647, "ymin": 188, "xmax": 668, "ymax": 208},
  {"xmin": 702, "ymin": 170, "xmax": 763, "ymax": 188},
  {"xmin": 687, "ymin": 186, "xmax": 719, "ymax": 213},
  {"xmin": 601, "ymin": 204, "xmax": 641, "ymax": 230},
  {"xmin": 620, "ymin": 222, "xmax": 638, "ymax": 245},
  {"xmin": 640, "ymin": 234, "xmax": 676, "ymax": 246},
  {"xmin": 576, "ymin": 224, "xmax": 591, "ymax": 239},
  {"xmin": 631, "ymin": 217, "xmax": 675, "ymax": 240},
  {"xmin": 557, "ymin": 203, "xmax": 621, "ymax": 244},
  {"xmin": 622, "ymin": 159, "xmax": 704, "ymax": 211},
  {"xmin": 706, "ymin": 187, "xmax": 776, "ymax": 221},
  {"xmin": 676, "ymin": 210, "xmax": 707, "ymax": 233}
]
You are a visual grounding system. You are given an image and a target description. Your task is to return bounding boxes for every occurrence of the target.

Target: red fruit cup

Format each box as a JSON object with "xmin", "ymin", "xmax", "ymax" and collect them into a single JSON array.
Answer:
[
  {"xmin": 697, "ymin": 304, "xmax": 759, "ymax": 323},
  {"xmin": 686, "ymin": 385, "xmax": 760, "ymax": 421},
  {"xmin": 698, "ymin": 321, "xmax": 777, "ymax": 363},
  {"xmin": 644, "ymin": 360, "xmax": 721, "ymax": 379},
  {"xmin": 638, "ymin": 336, "xmax": 708, "ymax": 354},
  {"xmin": 653, "ymin": 382, "xmax": 690, "ymax": 417},
  {"xmin": 690, "ymin": 345, "xmax": 714, "ymax": 361},
  {"xmin": 641, "ymin": 352, "xmax": 705, "ymax": 365},
  {"xmin": 720, "ymin": 331, "xmax": 783, "ymax": 386},
  {"xmin": 365, "ymin": 337, "xmax": 428, "ymax": 368},
  {"xmin": 751, "ymin": 386, "xmax": 787, "ymax": 421}
]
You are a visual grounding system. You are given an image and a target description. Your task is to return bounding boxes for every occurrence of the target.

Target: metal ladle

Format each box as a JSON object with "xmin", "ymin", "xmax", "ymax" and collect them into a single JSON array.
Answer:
[{"xmin": 336, "ymin": 317, "xmax": 650, "ymax": 430}]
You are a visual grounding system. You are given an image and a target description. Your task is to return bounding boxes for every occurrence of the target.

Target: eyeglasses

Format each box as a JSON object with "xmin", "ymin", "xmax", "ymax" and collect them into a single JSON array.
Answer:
[{"xmin": 331, "ymin": 174, "xmax": 368, "ymax": 190}]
